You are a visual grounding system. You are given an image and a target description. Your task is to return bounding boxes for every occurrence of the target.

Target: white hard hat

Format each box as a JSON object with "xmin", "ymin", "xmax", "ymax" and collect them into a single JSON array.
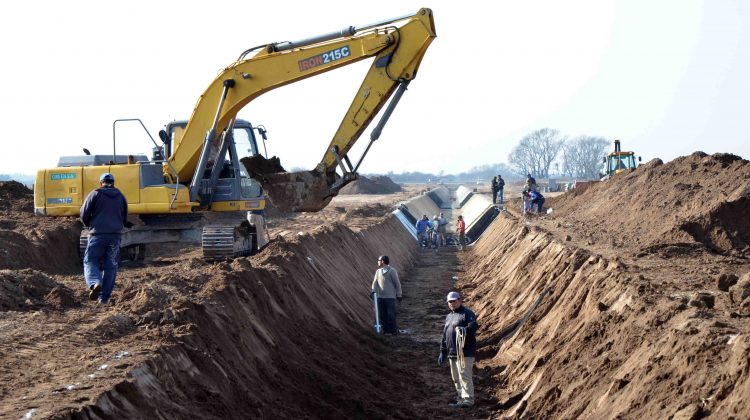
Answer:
[{"xmin": 446, "ymin": 291, "xmax": 461, "ymax": 301}]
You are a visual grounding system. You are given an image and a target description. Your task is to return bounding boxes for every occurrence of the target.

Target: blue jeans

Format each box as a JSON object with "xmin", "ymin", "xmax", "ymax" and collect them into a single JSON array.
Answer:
[
  {"xmin": 377, "ymin": 298, "xmax": 398, "ymax": 334},
  {"xmin": 84, "ymin": 234, "xmax": 121, "ymax": 302}
]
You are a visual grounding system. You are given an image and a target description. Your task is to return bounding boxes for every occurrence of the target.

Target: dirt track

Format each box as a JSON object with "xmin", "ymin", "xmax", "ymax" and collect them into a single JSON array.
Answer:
[{"xmin": 1, "ymin": 151, "xmax": 750, "ymax": 419}]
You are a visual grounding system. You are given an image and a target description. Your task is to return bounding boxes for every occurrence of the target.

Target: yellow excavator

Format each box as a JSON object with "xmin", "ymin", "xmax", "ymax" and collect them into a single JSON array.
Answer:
[
  {"xmin": 33, "ymin": 8, "xmax": 436, "ymax": 259},
  {"xmin": 602, "ymin": 139, "xmax": 641, "ymax": 179}
]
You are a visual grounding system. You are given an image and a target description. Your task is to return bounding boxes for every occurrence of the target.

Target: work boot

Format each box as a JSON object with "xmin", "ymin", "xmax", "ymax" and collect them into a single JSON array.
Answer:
[
  {"xmin": 89, "ymin": 282, "xmax": 102, "ymax": 301},
  {"xmin": 448, "ymin": 400, "xmax": 472, "ymax": 408},
  {"xmin": 97, "ymin": 298, "xmax": 109, "ymax": 306}
]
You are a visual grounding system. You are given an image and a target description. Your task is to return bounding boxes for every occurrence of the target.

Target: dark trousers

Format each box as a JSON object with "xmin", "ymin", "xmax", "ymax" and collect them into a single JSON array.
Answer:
[
  {"xmin": 84, "ymin": 234, "xmax": 121, "ymax": 302},
  {"xmin": 532, "ymin": 197, "xmax": 545, "ymax": 213},
  {"xmin": 377, "ymin": 298, "xmax": 398, "ymax": 334},
  {"xmin": 491, "ymin": 189, "xmax": 498, "ymax": 204}
]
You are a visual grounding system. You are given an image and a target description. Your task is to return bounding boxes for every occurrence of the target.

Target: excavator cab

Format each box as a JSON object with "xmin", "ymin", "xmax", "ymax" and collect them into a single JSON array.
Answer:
[{"xmin": 162, "ymin": 119, "xmax": 265, "ymax": 208}]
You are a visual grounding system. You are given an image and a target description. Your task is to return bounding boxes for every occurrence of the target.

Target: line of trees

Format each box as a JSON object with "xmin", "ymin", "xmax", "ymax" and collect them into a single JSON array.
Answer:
[
  {"xmin": 383, "ymin": 162, "xmax": 517, "ymax": 184},
  {"xmin": 508, "ymin": 128, "xmax": 609, "ymax": 180}
]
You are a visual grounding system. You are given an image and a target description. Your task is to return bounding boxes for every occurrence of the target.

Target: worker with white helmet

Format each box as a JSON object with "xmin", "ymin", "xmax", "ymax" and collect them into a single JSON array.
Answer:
[{"xmin": 438, "ymin": 291, "xmax": 479, "ymax": 408}]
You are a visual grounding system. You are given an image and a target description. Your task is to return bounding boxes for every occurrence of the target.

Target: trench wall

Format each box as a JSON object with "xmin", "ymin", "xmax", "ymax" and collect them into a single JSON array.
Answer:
[
  {"xmin": 461, "ymin": 214, "xmax": 749, "ymax": 418},
  {"xmin": 76, "ymin": 217, "xmax": 422, "ymax": 418}
]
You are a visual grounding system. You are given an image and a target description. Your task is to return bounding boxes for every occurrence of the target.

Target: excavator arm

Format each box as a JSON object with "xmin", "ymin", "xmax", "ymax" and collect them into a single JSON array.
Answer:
[{"xmin": 167, "ymin": 8, "xmax": 436, "ymax": 211}]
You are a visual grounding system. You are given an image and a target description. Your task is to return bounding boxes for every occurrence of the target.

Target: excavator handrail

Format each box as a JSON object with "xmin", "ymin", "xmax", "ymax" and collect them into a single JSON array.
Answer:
[
  {"xmin": 113, "ymin": 118, "xmax": 181, "ymax": 209},
  {"xmin": 268, "ymin": 12, "xmax": 414, "ymax": 53}
]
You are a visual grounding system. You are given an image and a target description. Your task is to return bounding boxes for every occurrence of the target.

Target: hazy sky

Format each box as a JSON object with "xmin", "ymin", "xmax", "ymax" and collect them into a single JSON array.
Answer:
[{"xmin": 1, "ymin": 0, "xmax": 748, "ymax": 176}]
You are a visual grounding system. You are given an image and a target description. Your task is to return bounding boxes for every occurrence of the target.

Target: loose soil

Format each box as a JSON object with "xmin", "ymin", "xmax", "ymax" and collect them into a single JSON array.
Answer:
[
  {"xmin": 477, "ymin": 152, "xmax": 750, "ymax": 418},
  {"xmin": 339, "ymin": 175, "xmax": 403, "ymax": 195}
]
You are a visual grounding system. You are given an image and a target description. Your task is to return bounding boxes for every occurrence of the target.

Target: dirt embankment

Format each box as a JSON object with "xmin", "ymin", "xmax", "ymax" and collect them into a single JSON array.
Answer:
[
  {"xmin": 454, "ymin": 151, "xmax": 750, "ymax": 418},
  {"xmin": 548, "ymin": 152, "xmax": 750, "ymax": 256},
  {"xmin": 460, "ymin": 214, "xmax": 750, "ymax": 418}
]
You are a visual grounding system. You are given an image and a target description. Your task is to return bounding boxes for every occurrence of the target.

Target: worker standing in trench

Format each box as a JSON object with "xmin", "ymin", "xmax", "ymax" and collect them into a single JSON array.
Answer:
[
  {"xmin": 371, "ymin": 256, "xmax": 403, "ymax": 335},
  {"xmin": 438, "ymin": 291, "xmax": 479, "ymax": 408},
  {"xmin": 456, "ymin": 215, "xmax": 466, "ymax": 250}
]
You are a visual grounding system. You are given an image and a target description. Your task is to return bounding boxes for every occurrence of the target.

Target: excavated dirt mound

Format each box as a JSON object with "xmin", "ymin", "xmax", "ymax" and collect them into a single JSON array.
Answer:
[
  {"xmin": 343, "ymin": 203, "xmax": 392, "ymax": 218},
  {"xmin": 451, "ymin": 152, "xmax": 750, "ymax": 417},
  {"xmin": 0, "ymin": 182, "xmax": 81, "ymax": 273},
  {"xmin": 0, "ymin": 269, "xmax": 64, "ymax": 311},
  {"xmin": 0, "ymin": 181, "xmax": 33, "ymax": 212},
  {"xmin": 459, "ymin": 212, "xmax": 750, "ymax": 418},
  {"xmin": 339, "ymin": 175, "xmax": 403, "ymax": 195},
  {"xmin": 549, "ymin": 152, "xmax": 750, "ymax": 256}
]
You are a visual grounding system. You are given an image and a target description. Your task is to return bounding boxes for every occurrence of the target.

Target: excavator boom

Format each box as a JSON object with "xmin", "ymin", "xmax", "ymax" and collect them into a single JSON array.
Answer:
[{"xmin": 169, "ymin": 8, "xmax": 436, "ymax": 211}]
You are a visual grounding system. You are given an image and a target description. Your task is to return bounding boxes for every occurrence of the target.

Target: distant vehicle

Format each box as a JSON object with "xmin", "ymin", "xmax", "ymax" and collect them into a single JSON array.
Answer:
[{"xmin": 602, "ymin": 140, "xmax": 640, "ymax": 179}]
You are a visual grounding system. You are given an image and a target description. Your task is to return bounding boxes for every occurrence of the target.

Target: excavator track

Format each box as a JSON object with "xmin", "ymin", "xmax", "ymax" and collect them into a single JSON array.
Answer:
[{"xmin": 202, "ymin": 225, "xmax": 255, "ymax": 259}]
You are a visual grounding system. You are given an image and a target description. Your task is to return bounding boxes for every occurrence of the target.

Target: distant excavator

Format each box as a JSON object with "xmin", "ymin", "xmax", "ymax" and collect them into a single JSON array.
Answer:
[
  {"xmin": 33, "ymin": 9, "xmax": 437, "ymax": 259},
  {"xmin": 602, "ymin": 140, "xmax": 641, "ymax": 179}
]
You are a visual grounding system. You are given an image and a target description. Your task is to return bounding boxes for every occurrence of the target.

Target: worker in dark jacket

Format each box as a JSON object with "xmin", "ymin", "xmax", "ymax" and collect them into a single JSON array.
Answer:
[
  {"xmin": 496, "ymin": 175, "xmax": 505, "ymax": 204},
  {"xmin": 80, "ymin": 173, "xmax": 129, "ymax": 305},
  {"xmin": 415, "ymin": 215, "xmax": 431, "ymax": 246},
  {"xmin": 491, "ymin": 176, "xmax": 499, "ymax": 204},
  {"xmin": 438, "ymin": 291, "xmax": 479, "ymax": 408}
]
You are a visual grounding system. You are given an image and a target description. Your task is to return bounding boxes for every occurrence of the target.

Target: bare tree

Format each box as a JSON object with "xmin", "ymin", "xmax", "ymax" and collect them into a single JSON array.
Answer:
[
  {"xmin": 560, "ymin": 142, "xmax": 576, "ymax": 177},
  {"xmin": 560, "ymin": 136, "xmax": 609, "ymax": 179},
  {"xmin": 508, "ymin": 128, "xmax": 564, "ymax": 178},
  {"xmin": 508, "ymin": 140, "xmax": 535, "ymax": 177}
]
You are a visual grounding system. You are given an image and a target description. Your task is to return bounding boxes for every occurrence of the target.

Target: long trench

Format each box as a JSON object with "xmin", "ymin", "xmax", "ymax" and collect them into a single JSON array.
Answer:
[
  {"xmin": 0, "ymin": 184, "xmax": 511, "ymax": 419},
  {"xmin": 36, "ymin": 216, "xmax": 497, "ymax": 419}
]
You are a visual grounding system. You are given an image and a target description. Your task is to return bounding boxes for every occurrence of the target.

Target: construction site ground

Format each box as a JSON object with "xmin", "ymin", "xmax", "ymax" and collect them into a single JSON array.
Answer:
[{"xmin": 1, "ymin": 151, "xmax": 749, "ymax": 419}]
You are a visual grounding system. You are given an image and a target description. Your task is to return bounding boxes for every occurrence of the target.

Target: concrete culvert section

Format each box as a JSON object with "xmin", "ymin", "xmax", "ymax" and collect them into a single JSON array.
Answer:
[
  {"xmin": 455, "ymin": 185, "xmax": 474, "ymax": 208},
  {"xmin": 460, "ymin": 193, "xmax": 498, "ymax": 243}
]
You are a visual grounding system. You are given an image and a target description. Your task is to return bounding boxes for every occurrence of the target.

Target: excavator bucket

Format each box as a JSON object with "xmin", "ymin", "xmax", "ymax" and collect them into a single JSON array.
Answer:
[{"xmin": 240, "ymin": 156, "xmax": 333, "ymax": 212}]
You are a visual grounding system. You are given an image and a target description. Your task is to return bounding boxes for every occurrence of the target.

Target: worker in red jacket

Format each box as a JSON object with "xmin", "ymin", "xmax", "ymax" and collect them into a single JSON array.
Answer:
[{"xmin": 456, "ymin": 215, "xmax": 466, "ymax": 251}]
